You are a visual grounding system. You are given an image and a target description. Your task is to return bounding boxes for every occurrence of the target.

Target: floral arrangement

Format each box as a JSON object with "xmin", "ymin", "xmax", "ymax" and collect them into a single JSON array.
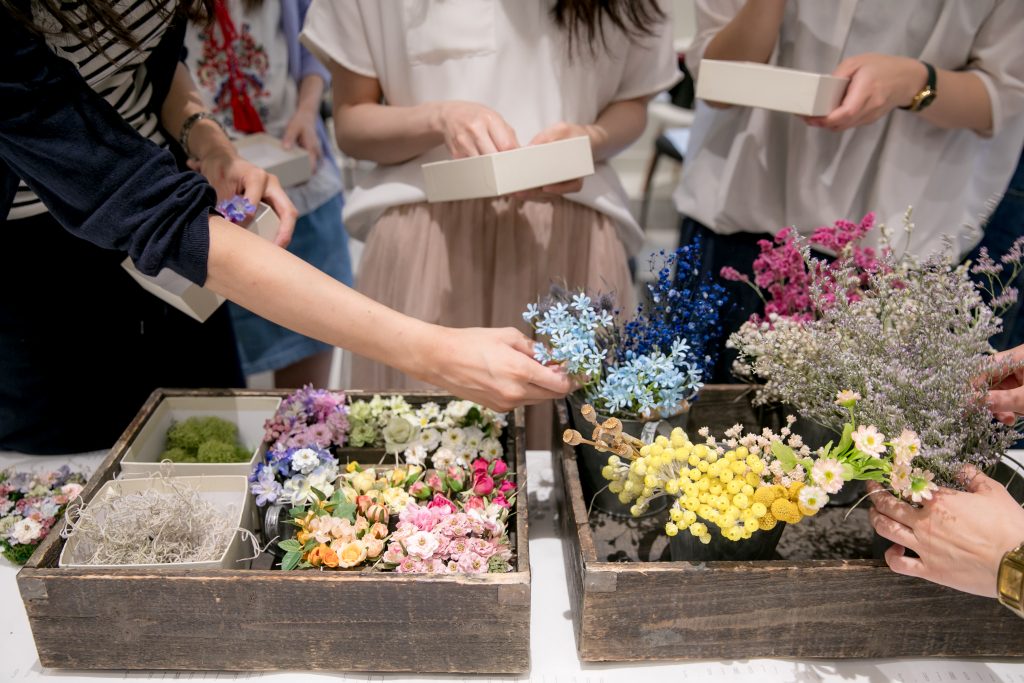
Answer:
[
  {"xmin": 263, "ymin": 385, "xmax": 349, "ymax": 452},
  {"xmin": 278, "ymin": 487, "xmax": 391, "ymax": 571},
  {"xmin": 249, "ymin": 445, "xmax": 340, "ymax": 507},
  {"xmin": 525, "ymin": 245, "xmax": 727, "ymax": 420},
  {"xmin": 725, "ymin": 214, "xmax": 1024, "ymax": 487},
  {"xmin": 0, "ymin": 467, "xmax": 86, "ymax": 564},
  {"xmin": 161, "ymin": 416, "xmax": 253, "ymax": 463},
  {"xmin": 216, "ymin": 195, "xmax": 257, "ymax": 224},
  {"xmin": 571, "ymin": 390, "xmax": 938, "ymax": 545},
  {"xmin": 347, "ymin": 395, "xmax": 506, "ymax": 467}
]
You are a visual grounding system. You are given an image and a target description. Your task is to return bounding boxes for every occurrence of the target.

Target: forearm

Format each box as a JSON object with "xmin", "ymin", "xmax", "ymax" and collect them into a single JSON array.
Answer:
[
  {"xmin": 159, "ymin": 62, "xmax": 234, "ymax": 160},
  {"xmin": 204, "ymin": 216, "xmax": 432, "ymax": 377},
  {"xmin": 584, "ymin": 97, "xmax": 650, "ymax": 162},
  {"xmin": 333, "ymin": 101, "xmax": 443, "ymax": 164},
  {"xmin": 295, "ymin": 73, "xmax": 325, "ymax": 118},
  {"xmin": 919, "ymin": 68, "xmax": 994, "ymax": 136},
  {"xmin": 703, "ymin": 0, "xmax": 787, "ymax": 64}
]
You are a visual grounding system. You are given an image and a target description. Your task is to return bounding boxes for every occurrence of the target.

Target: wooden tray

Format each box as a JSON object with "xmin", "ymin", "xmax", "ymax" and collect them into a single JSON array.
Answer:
[
  {"xmin": 555, "ymin": 385, "xmax": 1024, "ymax": 661},
  {"xmin": 18, "ymin": 389, "xmax": 530, "ymax": 674}
]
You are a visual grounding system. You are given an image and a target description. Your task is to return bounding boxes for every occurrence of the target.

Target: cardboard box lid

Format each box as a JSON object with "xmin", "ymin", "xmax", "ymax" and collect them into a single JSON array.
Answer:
[
  {"xmin": 122, "ymin": 202, "xmax": 279, "ymax": 322},
  {"xmin": 696, "ymin": 60, "xmax": 849, "ymax": 116},
  {"xmin": 421, "ymin": 136, "xmax": 595, "ymax": 202},
  {"xmin": 235, "ymin": 133, "xmax": 313, "ymax": 188},
  {"xmin": 59, "ymin": 475, "xmax": 253, "ymax": 569}
]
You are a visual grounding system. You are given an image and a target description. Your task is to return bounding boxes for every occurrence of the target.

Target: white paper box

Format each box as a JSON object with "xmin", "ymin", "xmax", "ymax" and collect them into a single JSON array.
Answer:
[
  {"xmin": 119, "ymin": 395, "xmax": 281, "ymax": 478},
  {"xmin": 421, "ymin": 136, "xmax": 595, "ymax": 202},
  {"xmin": 122, "ymin": 202, "xmax": 279, "ymax": 322},
  {"xmin": 235, "ymin": 133, "xmax": 313, "ymax": 188},
  {"xmin": 696, "ymin": 60, "xmax": 849, "ymax": 116},
  {"xmin": 59, "ymin": 475, "xmax": 254, "ymax": 570}
]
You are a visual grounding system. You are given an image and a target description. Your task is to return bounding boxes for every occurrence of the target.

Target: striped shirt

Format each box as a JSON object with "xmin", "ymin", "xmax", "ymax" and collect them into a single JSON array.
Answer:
[{"xmin": 9, "ymin": 0, "xmax": 170, "ymax": 220}]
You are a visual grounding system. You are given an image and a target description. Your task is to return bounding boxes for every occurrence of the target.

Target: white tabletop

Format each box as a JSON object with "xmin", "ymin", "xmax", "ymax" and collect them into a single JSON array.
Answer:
[{"xmin": 3, "ymin": 449, "xmax": 1023, "ymax": 683}]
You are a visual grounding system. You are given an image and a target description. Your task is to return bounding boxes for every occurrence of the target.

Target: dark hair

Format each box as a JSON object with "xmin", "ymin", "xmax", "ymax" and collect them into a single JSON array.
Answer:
[
  {"xmin": 1, "ymin": 0, "xmax": 213, "ymax": 53},
  {"xmin": 553, "ymin": 0, "xmax": 665, "ymax": 53}
]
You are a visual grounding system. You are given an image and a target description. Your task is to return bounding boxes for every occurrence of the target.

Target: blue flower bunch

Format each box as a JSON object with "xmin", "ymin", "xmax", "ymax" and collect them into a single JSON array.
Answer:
[
  {"xmin": 248, "ymin": 445, "xmax": 339, "ymax": 507},
  {"xmin": 523, "ymin": 290, "xmax": 615, "ymax": 377},
  {"xmin": 620, "ymin": 241, "xmax": 728, "ymax": 381},
  {"xmin": 215, "ymin": 195, "xmax": 257, "ymax": 224},
  {"xmin": 594, "ymin": 339, "xmax": 702, "ymax": 418}
]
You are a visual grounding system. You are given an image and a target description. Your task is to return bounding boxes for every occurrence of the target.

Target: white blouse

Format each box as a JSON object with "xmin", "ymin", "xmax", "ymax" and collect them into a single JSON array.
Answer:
[
  {"xmin": 301, "ymin": 0, "xmax": 681, "ymax": 253},
  {"xmin": 674, "ymin": 0, "xmax": 1024, "ymax": 259}
]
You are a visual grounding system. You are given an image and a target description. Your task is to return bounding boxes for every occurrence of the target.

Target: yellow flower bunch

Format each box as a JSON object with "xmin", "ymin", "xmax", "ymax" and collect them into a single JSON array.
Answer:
[{"xmin": 601, "ymin": 428, "xmax": 821, "ymax": 543}]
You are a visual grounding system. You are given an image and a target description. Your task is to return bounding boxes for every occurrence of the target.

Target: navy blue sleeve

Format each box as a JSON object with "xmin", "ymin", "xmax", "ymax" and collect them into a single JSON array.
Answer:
[{"xmin": 0, "ymin": 16, "xmax": 216, "ymax": 285}]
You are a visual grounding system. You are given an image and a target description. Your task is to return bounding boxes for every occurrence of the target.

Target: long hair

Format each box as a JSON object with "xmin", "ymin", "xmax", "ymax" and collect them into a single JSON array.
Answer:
[
  {"xmin": 553, "ymin": 0, "xmax": 665, "ymax": 54},
  {"xmin": 1, "ymin": 0, "xmax": 213, "ymax": 52}
]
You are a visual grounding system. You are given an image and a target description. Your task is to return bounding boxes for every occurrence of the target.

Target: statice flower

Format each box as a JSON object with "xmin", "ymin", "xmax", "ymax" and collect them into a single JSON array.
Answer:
[{"xmin": 263, "ymin": 385, "xmax": 348, "ymax": 451}]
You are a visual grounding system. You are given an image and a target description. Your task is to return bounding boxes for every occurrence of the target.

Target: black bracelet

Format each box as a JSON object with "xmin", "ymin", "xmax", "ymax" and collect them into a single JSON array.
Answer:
[{"xmin": 178, "ymin": 112, "xmax": 224, "ymax": 160}]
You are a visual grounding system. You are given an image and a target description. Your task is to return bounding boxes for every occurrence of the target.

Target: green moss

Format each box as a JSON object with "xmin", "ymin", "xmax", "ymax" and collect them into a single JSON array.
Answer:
[
  {"xmin": 2, "ymin": 542, "xmax": 35, "ymax": 565},
  {"xmin": 163, "ymin": 417, "xmax": 248, "ymax": 464}
]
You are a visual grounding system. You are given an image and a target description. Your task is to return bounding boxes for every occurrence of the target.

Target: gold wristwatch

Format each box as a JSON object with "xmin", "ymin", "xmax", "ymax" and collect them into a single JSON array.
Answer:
[
  {"xmin": 998, "ymin": 541, "xmax": 1024, "ymax": 617},
  {"xmin": 900, "ymin": 61, "xmax": 937, "ymax": 113}
]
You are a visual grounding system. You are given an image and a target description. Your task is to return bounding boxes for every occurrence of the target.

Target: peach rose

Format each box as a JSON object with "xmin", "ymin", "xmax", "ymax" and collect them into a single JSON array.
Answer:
[
  {"xmin": 364, "ymin": 537, "xmax": 385, "ymax": 559},
  {"xmin": 368, "ymin": 522, "xmax": 389, "ymax": 540},
  {"xmin": 337, "ymin": 540, "xmax": 368, "ymax": 568}
]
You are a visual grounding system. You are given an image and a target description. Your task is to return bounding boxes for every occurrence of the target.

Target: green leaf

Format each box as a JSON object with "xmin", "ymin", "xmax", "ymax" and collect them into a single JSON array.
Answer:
[
  {"xmin": 821, "ymin": 440, "xmax": 834, "ymax": 457},
  {"xmin": 280, "ymin": 550, "xmax": 301, "ymax": 571},
  {"xmin": 771, "ymin": 441, "xmax": 797, "ymax": 472},
  {"xmin": 310, "ymin": 487, "xmax": 327, "ymax": 502},
  {"xmin": 853, "ymin": 470, "xmax": 886, "ymax": 482},
  {"xmin": 836, "ymin": 423, "xmax": 853, "ymax": 455},
  {"xmin": 331, "ymin": 491, "xmax": 357, "ymax": 522},
  {"xmin": 278, "ymin": 539, "xmax": 302, "ymax": 552},
  {"xmin": 303, "ymin": 538, "xmax": 317, "ymax": 552},
  {"xmin": 288, "ymin": 506, "xmax": 306, "ymax": 519}
]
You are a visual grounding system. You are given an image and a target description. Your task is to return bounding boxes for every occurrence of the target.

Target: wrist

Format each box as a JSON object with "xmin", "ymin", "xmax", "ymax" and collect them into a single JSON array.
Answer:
[
  {"xmin": 187, "ymin": 117, "xmax": 234, "ymax": 161},
  {"xmin": 421, "ymin": 101, "xmax": 450, "ymax": 143}
]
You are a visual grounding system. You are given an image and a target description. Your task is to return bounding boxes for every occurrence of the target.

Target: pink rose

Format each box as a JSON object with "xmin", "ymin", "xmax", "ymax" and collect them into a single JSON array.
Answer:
[
  {"xmin": 464, "ymin": 496, "xmax": 485, "ymax": 511},
  {"xmin": 490, "ymin": 459, "xmax": 507, "ymax": 477},
  {"xmin": 498, "ymin": 480, "xmax": 515, "ymax": 494},
  {"xmin": 426, "ymin": 473, "xmax": 443, "ymax": 491},
  {"xmin": 492, "ymin": 493, "xmax": 510, "ymax": 508},
  {"xmin": 382, "ymin": 543, "xmax": 405, "ymax": 564},
  {"xmin": 409, "ymin": 481, "xmax": 431, "ymax": 500},
  {"xmin": 472, "ymin": 458, "xmax": 489, "ymax": 473},
  {"xmin": 398, "ymin": 557, "xmax": 427, "ymax": 573},
  {"xmin": 473, "ymin": 473, "xmax": 494, "ymax": 496},
  {"xmin": 428, "ymin": 494, "xmax": 458, "ymax": 514}
]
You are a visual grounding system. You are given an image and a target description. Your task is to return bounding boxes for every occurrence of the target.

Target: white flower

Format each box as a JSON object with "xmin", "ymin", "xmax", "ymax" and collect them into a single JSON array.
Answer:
[
  {"xmin": 445, "ymin": 400, "xmax": 474, "ymax": 420},
  {"xmin": 834, "ymin": 390, "xmax": 861, "ymax": 406},
  {"xmin": 891, "ymin": 429, "xmax": 921, "ymax": 467},
  {"xmin": 282, "ymin": 476, "xmax": 312, "ymax": 504},
  {"xmin": 403, "ymin": 444, "xmax": 428, "ymax": 467},
  {"xmin": 61, "ymin": 483, "xmax": 84, "ymax": 500},
  {"xmin": 418, "ymin": 427, "xmax": 441, "ymax": 452},
  {"xmin": 890, "ymin": 464, "xmax": 912, "ymax": 496},
  {"xmin": 454, "ymin": 448, "xmax": 474, "ymax": 469},
  {"xmin": 480, "ymin": 438, "xmax": 503, "ymax": 462},
  {"xmin": 810, "ymin": 458, "xmax": 846, "ymax": 494},
  {"xmin": 432, "ymin": 447, "xmax": 457, "ymax": 469},
  {"xmin": 405, "ymin": 530, "xmax": 440, "ymax": 559},
  {"xmin": 11, "ymin": 517, "xmax": 43, "ymax": 545},
  {"xmin": 909, "ymin": 468, "xmax": 938, "ymax": 503},
  {"xmin": 290, "ymin": 448, "xmax": 320, "ymax": 474},
  {"xmin": 415, "ymin": 402, "xmax": 442, "ymax": 427},
  {"xmin": 462, "ymin": 426, "xmax": 485, "ymax": 451},
  {"xmin": 852, "ymin": 425, "xmax": 886, "ymax": 457},
  {"xmin": 797, "ymin": 486, "xmax": 828, "ymax": 513},
  {"xmin": 307, "ymin": 467, "xmax": 336, "ymax": 499},
  {"xmin": 441, "ymin": 428, "xmax": 465, "ymax": 450}
]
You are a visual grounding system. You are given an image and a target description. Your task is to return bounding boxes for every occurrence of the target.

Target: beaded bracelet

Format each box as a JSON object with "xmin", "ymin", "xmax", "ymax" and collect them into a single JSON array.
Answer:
[{"xmin": 179, "ymin": 112, "xmax": 224, "ymax": 160}]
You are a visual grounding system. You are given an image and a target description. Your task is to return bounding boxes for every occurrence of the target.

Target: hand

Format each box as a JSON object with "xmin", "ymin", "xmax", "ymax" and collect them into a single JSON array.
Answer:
[
  {"xmin": 508, "ymin": 122, "xmax": 593, "ymax": 198},
  {"xmin": 803, "ymin": 54, "xmax": 928, "ymax": 132},
  {"xmin": 282, "ymin": 108, "xmax": 322, "ymax": 172},
  {"xmin": 189, "ymin": 150, "xmax": 298, "ymax": 247},
  {"xmin": 414, "ymin": 326, "xmax": 573, "ymax": 412},
  {"xmin": 868, "ymin": 470, "xmax": 1024, "ymax": 597},
  {"xmin": 431, "ymin": 101, "xmax": 519, "ymax": 158},
  {"xmin": 986, "ymin": 344, "xmax": 1024, "ymax": 425}
]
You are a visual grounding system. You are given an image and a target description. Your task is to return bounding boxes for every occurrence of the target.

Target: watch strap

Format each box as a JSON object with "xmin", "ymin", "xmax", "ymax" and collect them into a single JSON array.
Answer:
[{"xmin": 899, "ymin": 61, "xmax": 936, "ymax": 112}]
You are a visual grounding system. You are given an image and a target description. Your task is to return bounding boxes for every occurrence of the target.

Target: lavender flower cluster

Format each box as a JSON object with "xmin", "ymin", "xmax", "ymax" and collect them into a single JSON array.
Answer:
[
  {"xmin": 730, "ymin": 235, "xmax": 1024, "ymax": 486},
  {"xmin": 263, "ymin": 385, "xmax": 348, "ymax": 451}
]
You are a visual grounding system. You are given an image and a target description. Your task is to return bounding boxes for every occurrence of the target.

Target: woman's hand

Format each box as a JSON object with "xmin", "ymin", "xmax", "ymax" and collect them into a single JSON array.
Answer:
[
  {"xmin": 512, "ymin": 122, "xmax": 593, "ymax": 196},
  {"xmin": 987, "ymin": 344, "xmax": 1024, "ymax": 425},
  {"xmin": 430, "ymin": 101, "xmax": 519, "ymax": 158},
  {"xmin": 413, "ymin": 326, "xmax": 573, "ymax": 412},
  {"xmin": 868, "ymin": 470, "xmax": 1024, "ymax": 597},
  {"xmin": 189, "ymin": 149, "xmax": 298, "ymax": 247},
  {"xmin": 282, "ymin": 108, "xmax": 322, "ymax": 171},
  {"xmin": 804, "ymin": 54, "xmax": 927, "ymax": 132}
]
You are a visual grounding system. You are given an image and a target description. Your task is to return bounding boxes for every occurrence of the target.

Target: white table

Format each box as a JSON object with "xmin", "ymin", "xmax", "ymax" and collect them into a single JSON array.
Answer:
[{"xmin": 3, "ymin": 450, "xmax": 1023, "ymax": 683}]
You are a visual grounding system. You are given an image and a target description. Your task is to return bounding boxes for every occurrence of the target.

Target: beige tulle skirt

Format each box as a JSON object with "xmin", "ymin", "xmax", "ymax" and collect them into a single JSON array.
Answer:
[{"xmin": 352, "ymin": 196, "xmax": 635, "ymax": 446}]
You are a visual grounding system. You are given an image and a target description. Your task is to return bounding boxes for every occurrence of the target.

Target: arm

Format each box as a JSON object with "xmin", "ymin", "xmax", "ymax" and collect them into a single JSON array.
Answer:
[
  {"xmin": 204, "ymin": 218, "xmax": 573, "ymax": 410},
  {"xmin": 330, "ymin": 62, "xmax": 519, "ymax": 162},
  {"xmin": 281, "ymin": 72, "xmax": 326, "ymax": 166},
  {"xmin": 702, "ymin": 0, "xmax": 787, "ymax": 65},
  {"xmin": 160, "ymin": 63, "xmax": 298, "ymax": 245}
]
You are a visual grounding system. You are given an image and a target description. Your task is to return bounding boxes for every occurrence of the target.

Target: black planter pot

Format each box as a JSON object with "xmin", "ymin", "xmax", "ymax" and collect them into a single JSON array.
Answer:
[{"xmin": 669, "ymin": 521, "xmax": 786, "ymax": 562}]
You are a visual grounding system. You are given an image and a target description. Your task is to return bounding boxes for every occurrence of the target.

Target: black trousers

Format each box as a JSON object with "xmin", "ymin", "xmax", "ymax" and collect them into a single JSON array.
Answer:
[{"xmin": 1, "ymin": 212, "xmax": 243, "ymax": 454}]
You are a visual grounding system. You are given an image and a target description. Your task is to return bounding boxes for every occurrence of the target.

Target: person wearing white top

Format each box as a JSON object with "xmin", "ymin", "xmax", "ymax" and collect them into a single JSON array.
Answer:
[
  {"xmin": 674, "ymin": 0, "xmax": 1024, "ymax": 382},
  {"xmin": 301, "ymin": 0, "xmax": 680, "ymax": 443}
]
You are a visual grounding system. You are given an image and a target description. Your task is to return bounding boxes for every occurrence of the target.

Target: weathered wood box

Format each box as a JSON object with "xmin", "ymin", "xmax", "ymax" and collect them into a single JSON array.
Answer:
[
  {"xmin": 18, "ymin": 389, "xmax": 530, "ymax": 674},
  {"xmin": 555, "ymin": 385, "xmax": 1024, "ymax": 661}
]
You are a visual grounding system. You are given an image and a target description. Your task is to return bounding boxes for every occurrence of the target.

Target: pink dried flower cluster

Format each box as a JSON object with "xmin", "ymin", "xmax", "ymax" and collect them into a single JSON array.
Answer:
[
  {"xmin": 721, "ymin": 213, "xmax": 881, "ymax": 323},
  {"xmin": 382, "ymin": 500, "xmax": 512, "ymax": 574},
  {"xmin": 263, "ymin": 385, "xmax": 349, "ymax": 451}
]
